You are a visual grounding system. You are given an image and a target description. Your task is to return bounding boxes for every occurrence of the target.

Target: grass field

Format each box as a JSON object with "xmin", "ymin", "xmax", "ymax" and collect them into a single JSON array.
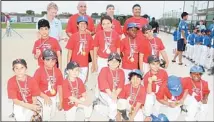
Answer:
[{"xmin": 1, "ymin": 23, "xmax": 67, "ymax": 29}]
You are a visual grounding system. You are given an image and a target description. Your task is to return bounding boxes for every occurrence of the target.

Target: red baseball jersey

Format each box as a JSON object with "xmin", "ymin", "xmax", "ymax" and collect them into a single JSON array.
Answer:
[
  {"xmin": 33, "ymin": 66, "xmax": 63, "ymax": 97},
  {"xmin": 148, "ymin": 37, "xmax": 165, "ymax": 57},
  {"xmin": 143, "ymin": 69, "xmax": 168, "ymax": 94},
  {"xmin": 156, "ymin": 79, "xmax": 189, "ymax": 101},
  {"xmin": 66, "ymin": 13, "xmax": 95, "ymax": 34},
  {"xmin": 93, "ymin": 30, "xmax": 120, "ymax": 58},
  {"xmin": 32, "ymin": 37, "xmax": 61, "ymax": 66},
  {"xmin": 7, "ymin": 75, "xmax": 41, "ymax": 104},
  {"xmin": 120, "ymin": 36, "xmax": 150, "ymax": 69},
  {"xmin": 181, "ymin": 77, "xmax": 210, "ymax": 102},
  {"xmin": 98, "ymin": 67, "xmax": 125, "ymax": 94},
  {"xmin": 65, "ymin": 32, "xmax": 94, "ymax": 67},
  {"xmin": 62, "ymin": 78, "xmax": 86, "ymax": 111},
  {"xmin": 96, "ymin": 19, "xmax": 122, "ymax": 35},
  {"xmin": 123, "ymin": 17, "xmax": 148, "ymax": 36},
  {"xmin": 120, "ymin": 84, "xmax": 146, "ymax": 107}
]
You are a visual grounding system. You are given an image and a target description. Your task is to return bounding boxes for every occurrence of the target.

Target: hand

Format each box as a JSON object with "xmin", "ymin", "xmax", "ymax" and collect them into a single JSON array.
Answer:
[
  {"xmin": 57, "ymin": 102, "xmax": 63, "ymax": 111},
  {"xmin": 168, "ymin": 102, "xmax": 177, "ymax": 108},
  {"xmin": 184, "ymin": 38, "xmax": 187, "ymax": 44},
  {"xmin": 201, "ymin": 98, "xmax": 208, "ymax": 104},
  {"xmin": 30, "ymin": 104, "xmax": 41, "ymax": 112},
  {"xmin": 91, "ymin": 63, "xmax": 95, "ymax": 73},
  {"xmin": 178, "ymin": 99, "xmax": 184, "ymax": 105},
  {"xmin": 151, "ymin": 75, "xmax": 157, "ymax": 81},
  {"xmin": 111, "ymin": 92, "xmax": 117, "ymax": 102},
  {"xmin": 44, "ymin": 96, "xmax": 52, "ymax": 106},
  {"xmin": 165, "ymin": 62, "xmax": 169, "ymax": 69},
  {"xmin": 94, "ymin": 64, "xmax": 98, "ymax": 72},
  {"xmin": 86, "ymin": 29, "xmax": 92, "ymax": 35}
]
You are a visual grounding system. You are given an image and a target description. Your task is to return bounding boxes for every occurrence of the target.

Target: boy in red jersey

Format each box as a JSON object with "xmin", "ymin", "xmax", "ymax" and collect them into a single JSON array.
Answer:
[
  {"xmin": 7, "ymin": 59, "xmax": 41, "ymax": 121},
  {"xmin": 93, "ymin": 15, "xmax": 120, "ymax": 73},
  {"xmin": 32, "ymin": 19, "xmax": 62, "ymax": 70},
  {"xmin": 182, "ymin": 65, "xmax": 210, "ymax": 121},
  {"xmin": 33, "ymin": 49, "xmax": 63, "ymax": 121},
  {"xmin": 62, "ymin": 61, "xmax": 93, "ymax": 121},
  {"xmin": 66, "ymin": 16, "xmax": 94, "ymax": 83},
  {"xmin": 117, "ymin": 70, "xmax": 146, "ymax": 121}
]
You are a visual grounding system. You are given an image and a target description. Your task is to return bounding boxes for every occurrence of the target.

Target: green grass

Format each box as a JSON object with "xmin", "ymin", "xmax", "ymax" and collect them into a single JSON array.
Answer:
[{"xmin": 1, "ymin": 23, "xmax": 67, "ymax": 29}]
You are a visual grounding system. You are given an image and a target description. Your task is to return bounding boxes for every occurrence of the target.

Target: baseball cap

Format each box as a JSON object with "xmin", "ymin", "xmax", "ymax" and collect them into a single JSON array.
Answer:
[
  {"xmin": 142, "ymin": 24, "xmax": 152, "ymax": 33},
  {"xmin": 127, "ymin": 23, "xmax": 139, "ymax": 30},
  {"xmin": 132, "ymin": 69, "xmax": 143, "ymax": 77},
  {"xmin": 167, "ymin": 75, "xmax": 183, "ymax": 97},
  {"xmin": 108, "ymin": 52, "xmax": 121, "ymax": 63},
  {"xmin": 12, "ymin": 59, "xmax": 27, "ymax": 68},
  {"xmin": 128, "ymin": 69, "xmax": 143, "ymax": 81},
  {"xmin": 66, "ymin": 61, "xmax": 80, "ymax": 70},
  {"xmin": 77, "ymin": 16, "xmax": 88, "ymax": 23},
  {"xmin": 201, "ymin": 29, "xmax": 205, "ymax": 33},
  {"xmin": 42, "ymin": 49, "xmax": 57, "ymax": 60},
  {"xmin": 205, "ymin": 29, "xmax": 211, "ymax": 33},
  {"xmin": 106, "ymin": 4, "xmax": 114, "ymax": 10},
  {"xmin": 190, "ymin": 65, "xmax": 205, "ymax": 74},
  {"xmin": 148, "ymin": 55, "xmax": 160, "ymax": 64},
  {"xmin": 151, "ymin": 114, "xmax": 169, "ymax": 122}
]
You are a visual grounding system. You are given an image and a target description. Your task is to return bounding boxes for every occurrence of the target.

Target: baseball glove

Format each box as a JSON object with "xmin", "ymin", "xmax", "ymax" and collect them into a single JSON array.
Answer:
[
  {"xmin": 30, "ymin": 100, "xmax": 43, "ymax": 122},
  {"xmin": 160, "ymin": 59, "xmax": 166, "ymax": 68}
]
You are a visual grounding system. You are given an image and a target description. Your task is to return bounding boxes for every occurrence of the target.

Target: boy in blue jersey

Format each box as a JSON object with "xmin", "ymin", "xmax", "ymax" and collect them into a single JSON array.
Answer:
[
  {"xmin": 172, "ymin": 12, "xmax": 189, "ymax": 65},
  {"xmin": 208, "ymin": 18, "xmax": 214, "ymax": 38},
  {"xmin": 186, "ymin": 27, "xmax": 198, "ymax": 60},
  {"xmin": 172, "ymin": 28, "xmax": 178, "ymax": 54},
  {"xmin": 199, "ymin": 30, "xmax": 211, "ymax": 67},
  {"xmin": 192, "ymin": 30, "xmax": 202, "ymax": 63}
]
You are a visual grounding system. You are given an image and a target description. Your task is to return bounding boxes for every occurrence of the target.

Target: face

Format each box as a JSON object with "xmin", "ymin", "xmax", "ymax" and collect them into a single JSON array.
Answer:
[
  {"xmin": 149, "ymin": 61, "xmax": 160, "ymax": 72},
  {"xmin": 44, "ymin": 58, "xmax": 56, "ymax": 69},
  {"xmin": 144, "ymin": 30, "xmax": 153, "ymax": 38},
  {"xmin": 13, "ymin": 64, "xmax": 27, "ymax": 78},
  {"xmin": 77, "ymin": 2, "xmax": 87, "ymax": 15},
  {"xmin": 193, "ymin": 29, "xmax": 198, "ymax": 33},
  {"xmin": 190, "ymin": 72, "xmax": 202, "ymax": 82},
  {"xmin": 47, "ymin": 8, "xmax": 58, "ymax": 20},
  {"xmin": 131, "ymin": 75, "xmax": 141, "ymax": 87},
  {"xmin": 39, "ymin": 27, "xmax": 49, "ymax": 38},
  {"xmin": 108, "ymin": 59, "xmax": 120, "ymax": 69},
  {"xmin": 132, "ymin": 6, "xmax": 141, "ymax": 17},
  {"xmin": 127, "ymin": 27, "xmax": 138, "ymax": 38},
  {"xmin": 102, "ymin": 19, "xmax": 112, "ymax": 31},
  {"xmin": 68, "ymin": 67, "xmax": 80, "ymax": 78},
  {"xmin": 106, "ymin": 7, "xmax": 114, "ymax": 17},
  {"xmin": 183, "ymin": 15, "xmax": 188, "ymax": 20},
  {"xmin": 78, "ymin": 22, "xmax": 87, "ymax": 31},
  {"xmin": 200, "ymin": 21, "xmax": 203, "ymax": 25}
]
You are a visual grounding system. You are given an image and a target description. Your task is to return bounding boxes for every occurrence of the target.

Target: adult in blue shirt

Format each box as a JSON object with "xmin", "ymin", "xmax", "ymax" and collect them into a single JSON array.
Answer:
[
  {"xmin": 208, "ymin": 18, "xmax": 214, "ymax": 38},
  {"xmin": 172, "ymin": 12, "xmax": 188, "ymax": 65}
]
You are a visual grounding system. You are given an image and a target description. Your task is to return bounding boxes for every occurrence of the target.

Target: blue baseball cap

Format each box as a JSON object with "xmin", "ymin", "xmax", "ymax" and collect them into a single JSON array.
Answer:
[
  {"xmin": 151, "ymin": 114, "xmax": 169, "ymax": 122},
  {"xmin": 77, "ymin": 16, "xmax": 88, "ymax": 23},
  {"xmin": 190, "ymin": 65, "xmax": 204, "ymax": 73},
  {"xmin": 167, "ymin": 75, "xmax": 183, "ymax": 97},
  {"xmin": 201, "ymin": 29, "xmax": 205, "ymax": 33},
  {"xmin": 132, "ymin": 69, "xmax": 143, "ymax": 77},
  {"xmin": 127, "ymin": 22, "xmax": 139, "ymax": 30}
]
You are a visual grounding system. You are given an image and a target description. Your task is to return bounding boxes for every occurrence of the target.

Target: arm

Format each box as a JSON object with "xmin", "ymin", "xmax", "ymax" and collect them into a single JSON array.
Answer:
[
  {"xmin": 147, "ymin": 82, "xmax": 153, "ymax": 94},
  {"xmin": 105, "ymin": 89, "xmax": 113, "ymax": 97},
  {"xmin": 56, "ymin": 51, "xmax": 62, "ymax": 70},
  {"xmin": 160, "ymin": 50, "xmax": 169, "ymax": 68},
  {"xmin": 179, "ymin": 89, "xmax": 188, "ymax": 104},
  {"xmin": 115, "ymin": 88, "xmax": 122, "ymax": 97},
  {"xmin": 67, "ymin": 50, "xmax": 72, "ymax": 65},
  {"xmin": 57, "ymin": 85, "xmax": 63, "ymax": 105},
  {"xmin": 94, "ymin": 47, "xmax": 99, "ymax": 71},
  {"xmin": 130, "ymin": 102, "xmax": 142, "ymax": 119},
  {"xmin": 181, "ymin": 30, "xmax": 187, "ymax": 43},
  {"xmin": 13, "ymin": 99, "xmax": 34, "ymax": 110},
  {"xmin": 139, "ymin": 53, "xmax": 144, "ymax": 74}
]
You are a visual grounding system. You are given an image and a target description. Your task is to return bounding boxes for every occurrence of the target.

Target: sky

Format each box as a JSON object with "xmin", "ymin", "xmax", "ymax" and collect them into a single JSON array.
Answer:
[{"xmin": 2, "ymin": 1, "xmax": 210, "ymax": 19}]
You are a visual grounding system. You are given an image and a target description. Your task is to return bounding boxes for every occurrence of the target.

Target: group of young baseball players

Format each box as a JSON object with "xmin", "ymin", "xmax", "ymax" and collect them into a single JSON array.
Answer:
[{"xmin": 7, "ymin": 2, "xmax": 211, "ymax": 122}]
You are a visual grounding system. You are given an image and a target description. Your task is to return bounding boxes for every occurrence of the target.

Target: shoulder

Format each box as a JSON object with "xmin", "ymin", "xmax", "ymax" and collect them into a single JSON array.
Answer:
[{"xmin": 8, "ymin": 76, "xmax": 16, "ymax": 84}]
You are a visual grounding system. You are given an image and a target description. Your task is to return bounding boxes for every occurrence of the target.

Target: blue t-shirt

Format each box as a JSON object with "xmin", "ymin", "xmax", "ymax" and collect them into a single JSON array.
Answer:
[
  {"xmin": 177, "ymin": 20, "xmax": 188, "ymax": 40},
  {"xmin": 208, "ymin": 24, "xmax": 214, "ymax": 38},
  {"xmin": 202, "ymin": 35, "xmax": 211, "ymax": 46},
  {"xmin": 187, "ymin": 33, "xmax": 196, "ymax": 45},
  {"xmin": 195, "ymin": 35, "xmax": 203, "ymax": 44},
  {"xmin": 173, "ymin": 30, "xmax": 178, "ymax": 41}
]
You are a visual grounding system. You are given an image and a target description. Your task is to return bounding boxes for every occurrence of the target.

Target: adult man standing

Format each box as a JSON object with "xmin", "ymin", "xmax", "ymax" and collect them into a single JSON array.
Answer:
[
  {"xmin": 95, "ymin": 4, "xmax": 122, "ymax": 37},
  {"xmin": 149, "ymin": 17, "xmax": 159, "ymax": 37},
  {"xmin": 36, "ymin": 2, "xmax": 63, "ymax": 42},
  {"xmin": 208, "ymin": 18, "xmax": 214, "ymax": 38},
  {"xmin": 172, "ymin": 12, "xmax": 189, "ymax": 65},
  {"xmin": 123, "ymin": 4, "xmax": 148, "ymax": 36},
  {"xmin": 66, "ymin": 1, "xmax": 95, "ymax": 37}
]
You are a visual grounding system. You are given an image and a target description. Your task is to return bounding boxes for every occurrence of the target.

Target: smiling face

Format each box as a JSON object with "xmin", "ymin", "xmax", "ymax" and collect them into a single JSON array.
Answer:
[
  {"xmin": 102, "ymin": 19, "xmax": 112, "ymax": 31},
  {"xmin": 47, "ymin": 8, "xmax": 58, "ymax": 20},
  {"xmin": 68, "ymin": 67, "xmax": 80, "ymax": 79},
  {"xmin": 149, "ymin": 61, "xmax": 160, "ymax": 72},
  {"xmin": 44, "ymin": 58, "xmax": 56, "ymax": 69},
  {"xmin": 131, "ymin": 75, "xmax": 141, "ymax": 88},
  {"xmin": 132, "ymin": 6, "xmax": 141, "ymax": 17},
  {"xmin": 77, "ymin": 2, "xmax": 87, "ymax": 15},
  {"xmin": 108, "ymin": 59, "xmax": 120, "ymax": 69},
  {"xmin": 106, "ymin": 6, "xmax": 114, "ymax": 17},
  {"xmin": 78, "ymin": 21, "xmax": 87, "ymax": 31},
  {"xmin": 127, "ymin": 27, "xmax": 138, "ymax": 38},
  {"xmin": 190, "ymin": 72, "xmax": 202, "ymax": 82},
  {"xmin": 13, "ymin": 64, "xmax": 27, "ymax": 78}
]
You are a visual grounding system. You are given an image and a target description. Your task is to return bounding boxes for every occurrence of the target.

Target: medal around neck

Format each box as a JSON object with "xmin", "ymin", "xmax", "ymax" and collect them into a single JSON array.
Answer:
[{"xmin": 106, "ymin": 48, "xmax": 111, "ymax": 54}]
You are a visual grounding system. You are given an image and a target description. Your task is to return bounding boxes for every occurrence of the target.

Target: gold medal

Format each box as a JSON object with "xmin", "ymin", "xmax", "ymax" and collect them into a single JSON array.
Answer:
[
  {"xmin": 82, "ymin": 51, "xmax": 86, "ymax": 56},
  {"xmin": 130, "ymin": 57, "xmax": 134, "ymax": 62},
  {"xmin": 106, "ymin": 49, "xmax": 111, "ymax": 54},
  {"xmin": 152, "ymin": 75, "xmax": 157, "ymax": 81},
  {"xmin": 50, "ymin": 89, "xmax": 56, "ymax": 95}
]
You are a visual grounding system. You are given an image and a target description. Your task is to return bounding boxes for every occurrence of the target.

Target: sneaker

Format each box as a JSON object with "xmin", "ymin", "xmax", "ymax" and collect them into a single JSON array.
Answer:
[
  {"xmin": 109, "ymin": 119, "xmax": 115, "ymax": 122},
  {"xmin": 172, "ymin": 60, "xmax": 176, "ymax": 63}
]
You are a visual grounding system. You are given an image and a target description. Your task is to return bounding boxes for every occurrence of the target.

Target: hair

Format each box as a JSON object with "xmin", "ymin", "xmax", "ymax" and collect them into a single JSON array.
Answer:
[
  {"xmin": 77, "ymin": 21, "xmax": 88, "ymax": 25},
  {"xmin": 181, "ymin": 12, "xmax": 188, "ymax": 19},
  {"xmin": 152, "ymin": 17, "xmax": 155, "ymax": 20},
  {"xmin": 128, "ymin": 72, "xmax": 143, "ymax": 81},
  {"xmin": 38, "ymin": 19, "xmax": 50, "ymax": 29},
  {"xmin": 12, "ymin": 59, "xmax": 27, "ymax": 70},
  {"xmin": 101, "ymin": 15, "xmax": 112, "ymax": 24},
  {"xmin": 47, "ymin": 2, "xmax": 58, "ymax": 11},
  {"xmin": 106, "ymin": 4, "xmax": 114, "ymax": 10},
  {"xmin": 132, "ymin": 4, "xmax": 141, "ymax": 9}
]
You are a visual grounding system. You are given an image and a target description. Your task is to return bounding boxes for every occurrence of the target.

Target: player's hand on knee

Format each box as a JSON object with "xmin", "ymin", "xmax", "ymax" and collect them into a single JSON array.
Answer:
[{"xmin": 30, "ymin": 104, "xmax": 41, "ymax": 112}]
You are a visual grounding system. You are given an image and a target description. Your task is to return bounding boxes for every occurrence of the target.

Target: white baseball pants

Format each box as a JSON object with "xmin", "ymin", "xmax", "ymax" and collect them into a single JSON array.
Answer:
[
  {"xmin": 199, "ymin": 45, "xmax": 208, "ymax": 66},
  {"xmin": 79, "ymin": 67, "xmax": 88, "ymax": 84},
  {"xmin": 13, "ymin": 104, "xmax": 34, "ymax": 121}
]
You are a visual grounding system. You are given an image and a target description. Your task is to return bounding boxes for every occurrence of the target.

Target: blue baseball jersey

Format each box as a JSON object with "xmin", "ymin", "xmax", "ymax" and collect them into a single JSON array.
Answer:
[
  {"xmin": 177, "ymin": 20, "xmax": 188, "ymax": 40},
  {"xmin": 187, "ymin": 33, "xmax": 196, "ymax": 45},
  {"xmin": 173, "ymin": 30, "xmax": 178, "ymax": 41},
  {"xmin": 195, "ymin": 35, "xmax": 203, "ymax": 44},
  {"xmin": 208, "ymin": 24, "xmax": 214, "ymax": 38},
  {"xmin": 202, "ymin": 35, "xmax": 211, "ymax": 46}
]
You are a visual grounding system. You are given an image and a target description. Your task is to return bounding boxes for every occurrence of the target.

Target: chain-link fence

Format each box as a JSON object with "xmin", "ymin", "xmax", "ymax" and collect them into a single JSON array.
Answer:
[{"xmin": 158, "ymin": 1, "xmax": 214, "ymax": 34}]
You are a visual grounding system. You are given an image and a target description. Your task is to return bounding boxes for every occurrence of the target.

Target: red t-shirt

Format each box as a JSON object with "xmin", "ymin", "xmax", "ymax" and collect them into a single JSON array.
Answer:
[
  {"xmin": 120, "ymin": 36, "xmax": 150, "ymax": 69},
  {"xmin": 65, "ymin": 32, "xmax": 93, "ymax": 67},
  {"xmin": 98, "ymin": 67, "xmax": 125, "ymax": 94},
  {"xmin": 7, "ymin": 75, "xmax": 41, "ymax": 104},
  {"xmin": 93, "ymin": 30, "xmax": 120, "ymax": 58},
  {"xmin": 156, "ymin": 79, "xmax": 189, "ymax": 101},
  {"xmin": 96, "ymin": 19, "xmax": 122, "ymax": 35},
  {"xmin": 62, "ymin": 78, "xmax": 86, "ymax": 111},
  {"xmin": 32, "ymin": 37, "xmax": 61, "ymax": 66},
  {"xmin": 181, "ymin": 77, "xmax": 210, "ymax": 102},
  {"xmin": 66, "ymin": 13, "xmax": 95, "ymax": 34},
  {"xmin": 143, "ymin": 69, "xmax": 168, "ymax": 94},
  {"xmin": 33, "ymin": 66, "xmax": 63, "ymax": 97},
  {"xmin": 120, "ymin": 84, "xmax": 146, "ymax": 107},
  {"xmin": 123, "ymin": 17, "xmax": 148, "ymax": 36},
  {"xmin": 148, "ymin": 37, "xmax": 165, "ymax": 57}
]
